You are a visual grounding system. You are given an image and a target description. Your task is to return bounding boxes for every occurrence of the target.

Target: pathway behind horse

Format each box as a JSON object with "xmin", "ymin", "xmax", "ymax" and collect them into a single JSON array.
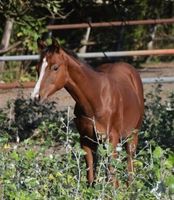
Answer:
[{"xmin": 32, "ymin": 38, "xmax": 144, "ymax": 187}]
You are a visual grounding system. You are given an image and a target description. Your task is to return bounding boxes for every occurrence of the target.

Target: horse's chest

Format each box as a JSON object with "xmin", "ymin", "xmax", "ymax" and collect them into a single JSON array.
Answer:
[{"xmin": 74, "ymin": 116, "xmax": 108, "ymax": 140}]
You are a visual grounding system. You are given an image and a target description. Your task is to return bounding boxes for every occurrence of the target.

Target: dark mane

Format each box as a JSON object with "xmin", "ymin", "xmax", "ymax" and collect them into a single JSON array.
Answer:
[
  {"xmin": 63, "ymin": 48, "xmax": 79, "ymax": 59},
  {"xmin": 43, "ymin": 44, "xmax": 58, "ymax": 54},
  {"xmin": 43, "ymin": 44, "xmax": 78, "ymax": 59},
  {"xmin": 63, "ymin": 47, "xmax": 93, "ymax": 69},
  {"xmin": 42, "ymin": 44, "xmax": 93, "ymax": 69}
]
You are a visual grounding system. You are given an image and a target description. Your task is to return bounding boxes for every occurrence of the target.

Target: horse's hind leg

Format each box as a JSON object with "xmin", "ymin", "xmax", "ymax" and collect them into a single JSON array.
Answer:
[{"xmin": 126, "ymin": 130, "xmax": 138, "ymax": 185}]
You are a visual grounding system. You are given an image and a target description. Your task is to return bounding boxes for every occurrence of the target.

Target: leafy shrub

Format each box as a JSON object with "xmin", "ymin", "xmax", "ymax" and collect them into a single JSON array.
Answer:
[
  {"xmin": 141, "ymin": 84, "xmax": 174, "ymax": 150},
  {"xmin": 0, "ymin": 87, "xmax": 174, "ymax": 199},
  {"xmin": 0, "ymin": 97, "xmax": 71, "ymax": 142}
]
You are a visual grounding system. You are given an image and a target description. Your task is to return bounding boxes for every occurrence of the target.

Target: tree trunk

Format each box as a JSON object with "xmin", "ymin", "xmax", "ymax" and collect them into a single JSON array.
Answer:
[
  {"xmin": 146, "ymin": 25, "xmax": 157, "ymax": 62},
  {"xmin": 0, "ymin": 18, "xmax": 14, "ymax": 72}
]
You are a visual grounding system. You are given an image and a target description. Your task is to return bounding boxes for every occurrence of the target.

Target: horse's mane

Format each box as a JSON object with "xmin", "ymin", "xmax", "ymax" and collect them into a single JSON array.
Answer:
[
  {"xmin": 42, "ymin": 44, "xmax": 93, "ymax": 69},
  {"xmin": 43, "ymin": 44, "xmax": 78, "ymax": 58},
  {"xmin": 62, "ymin": 48, "xmax": 79, "ymax": 59},
  {"xmin": 62, "ymin": 47, "xmax": 93, "ymax": 69}
]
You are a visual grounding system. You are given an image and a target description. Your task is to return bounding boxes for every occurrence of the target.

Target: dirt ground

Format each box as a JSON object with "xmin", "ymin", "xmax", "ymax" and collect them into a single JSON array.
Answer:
[
  {"xmin": 0, "ymin": 87, "xmax": 75, "ymax": 111},
  {"xmin": 0, "ymin": 62, "xmax": 174, "ymax": 110},
  {"xmin": 140, "ymin": 62, "xmax": 174, "ymax": 99}
]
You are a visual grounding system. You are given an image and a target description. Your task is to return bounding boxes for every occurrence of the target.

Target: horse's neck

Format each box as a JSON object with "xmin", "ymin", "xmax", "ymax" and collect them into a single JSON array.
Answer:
[{"xmin": 64, "ymin": 53, "xmax": 101, "ymax": 116}]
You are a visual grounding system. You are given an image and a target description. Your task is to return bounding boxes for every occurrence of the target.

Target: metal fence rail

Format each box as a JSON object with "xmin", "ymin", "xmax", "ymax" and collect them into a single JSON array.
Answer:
[
  {"xmin": 78, "ymin": 49, "xmax": 174, "ymax": 58},
  {"xmin": 0, "ymin": 55, "xmax": 39, "ymax": 61},
  {"xmin": 142, "ymin": 77, "xmax": 174, "ymax": 84},
  {"xmin": 47, "ymin": 18, "xmax": 174, "ymax": 30},
  {"xmin": 0, "ymin": 50, "xmax": 174, "ymax": 84},
  {"xmin": 1, "ymin": 49, "xmax": 174, "ymax": 61}
]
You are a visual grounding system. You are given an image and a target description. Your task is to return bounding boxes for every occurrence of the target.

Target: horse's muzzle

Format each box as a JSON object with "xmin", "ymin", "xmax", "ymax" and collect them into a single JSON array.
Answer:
[{"xmin": 31, "ymin": 93, "xmax": 40, "ymax": 102}]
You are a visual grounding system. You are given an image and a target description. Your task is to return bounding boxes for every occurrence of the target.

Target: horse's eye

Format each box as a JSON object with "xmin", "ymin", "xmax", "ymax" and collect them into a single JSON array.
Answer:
[{"xmin": 52, "ymin": 64, "xmax": 59, "ymax": 71}]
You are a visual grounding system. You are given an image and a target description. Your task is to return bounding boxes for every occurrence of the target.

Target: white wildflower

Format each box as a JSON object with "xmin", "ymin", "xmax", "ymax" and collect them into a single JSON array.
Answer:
[{"xmin": 116, "ymin": 143, "xmax": 122, "ymax": 152}]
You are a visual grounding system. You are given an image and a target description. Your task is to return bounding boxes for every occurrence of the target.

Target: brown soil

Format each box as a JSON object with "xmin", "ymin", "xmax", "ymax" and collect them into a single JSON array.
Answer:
[
  {"xmin": 0, "ymin": 87, "xmax": 75, "ymax": 111},
  {"xmin": 139, "ymin": 62, "xmax": 174, "ymax": 98}
]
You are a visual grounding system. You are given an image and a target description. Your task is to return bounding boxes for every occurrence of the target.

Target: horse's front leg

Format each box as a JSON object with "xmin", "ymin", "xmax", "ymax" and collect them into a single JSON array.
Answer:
[
  {"xmin": 108, "ymin": 132, "xmax": 120, "ymax": 187},
  {"xmin": 80, "ymin": 138, "xmax": 98, "ymax": 186},
  {"xmin": 74, "ymin": 117, "xmax": 98, "ymax": 186}
]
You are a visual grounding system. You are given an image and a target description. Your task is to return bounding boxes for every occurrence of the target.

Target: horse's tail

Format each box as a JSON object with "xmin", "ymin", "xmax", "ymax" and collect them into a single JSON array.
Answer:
[{"xmin": 130, "ymin": 69, "xmax": 144, "ymax": 122}]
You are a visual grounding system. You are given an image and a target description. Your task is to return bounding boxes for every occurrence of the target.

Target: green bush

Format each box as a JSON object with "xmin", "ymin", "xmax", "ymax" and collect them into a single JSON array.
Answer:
[
  {"xmin": 0, "ymin": 87, "xmax": 174, "ymax": 199},
  {"xmin": 142, "ymin": 84, "xmax": 174, "ymax": 150}
]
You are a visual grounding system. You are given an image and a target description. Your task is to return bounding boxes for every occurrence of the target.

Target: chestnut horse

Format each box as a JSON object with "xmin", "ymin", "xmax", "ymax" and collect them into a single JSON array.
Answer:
[{"xmin": 31, "ymin": 38, "xmax": 144, "ymax": 187}]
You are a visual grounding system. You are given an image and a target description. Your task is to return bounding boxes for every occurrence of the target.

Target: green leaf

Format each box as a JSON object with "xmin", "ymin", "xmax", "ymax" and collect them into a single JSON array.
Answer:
[
  {"xmin": 168, "ymin": 154, "xmax": 174, "ymax": 164},
  {"xmin": 153, "ymin": 146, "xmax": 163, "ymax": 159},
  {"xmin": 25, "ymin": 149, "xmax": 36, "ymax": 160},
  {"xmin": 10, "ymin": 151, "xmax": 19, "ymax": 161},
  {"xmin": 154, "ymin": 168, "xmax": 161, "ymax": 180},
  {"xmin": 165, "ymin": 176, "xmax": 174, "ymax": 193},
  {"xmin": 164, "ymin": 154, "xmax": 174, "ymax": 169},
  {"xmin": 0, "ymin": 136, "xmax": 9, "ymax": 144}
]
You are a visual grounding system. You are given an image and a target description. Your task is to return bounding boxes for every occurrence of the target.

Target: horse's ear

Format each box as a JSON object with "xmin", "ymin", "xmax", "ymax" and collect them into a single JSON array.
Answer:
[
  {"xmin": 37, "ymin": 38, "xmax": 46, "ymax": 51},
  {"xmin": 51, "ymin": 37, "xmax": 60, "ymax": 52}
]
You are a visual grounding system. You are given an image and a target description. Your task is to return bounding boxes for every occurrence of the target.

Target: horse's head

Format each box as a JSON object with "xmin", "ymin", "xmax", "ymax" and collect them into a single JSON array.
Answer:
[{"xmin": 31, "ymin": 38, "xmax": 68, "ymax": 101}]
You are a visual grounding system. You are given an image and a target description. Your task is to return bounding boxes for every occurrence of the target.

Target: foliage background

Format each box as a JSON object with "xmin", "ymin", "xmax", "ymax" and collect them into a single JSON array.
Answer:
[
  {"xmin": 0, "ymin": 0, "xmax": 174, "ymax": 55},
  {"xmin": 0, "ymin": 1, "xmax": 174, "ymax": 82}
]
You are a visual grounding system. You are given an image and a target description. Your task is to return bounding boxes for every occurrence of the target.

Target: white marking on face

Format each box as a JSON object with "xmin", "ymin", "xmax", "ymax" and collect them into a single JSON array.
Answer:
[{"xmin": 31, "ymin": 57, "xmax": 48, "ymax": 99}]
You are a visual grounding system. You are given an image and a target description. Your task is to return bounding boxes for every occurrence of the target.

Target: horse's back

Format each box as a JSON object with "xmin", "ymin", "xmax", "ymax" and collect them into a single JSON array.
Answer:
[
  {"xmin": 97, "ymin": 62, "xmax": 144, "ymax": 129},
  {"xmin": 97, "ymin": 62, "xmax": 143, "ymax": 102}
]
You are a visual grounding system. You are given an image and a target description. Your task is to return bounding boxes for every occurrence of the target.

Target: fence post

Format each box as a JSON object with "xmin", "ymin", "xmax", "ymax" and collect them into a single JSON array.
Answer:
[
  {"xmin": 79, "ymin": 26, "xmax": 91, "ymax": 53},
  {"xmin": 0, "ymin": 18, "xmax": 14, "ymax": 72}
]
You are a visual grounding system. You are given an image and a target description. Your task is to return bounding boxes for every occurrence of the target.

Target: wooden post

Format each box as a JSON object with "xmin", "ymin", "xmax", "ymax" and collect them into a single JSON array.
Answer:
[
  {"xmin": 79, "ymin": 26, "xmax": 91, "ymax": 53},
  {"xmin": 0, "ymin": 18, "xmax": 14, "ymax": 72}
]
